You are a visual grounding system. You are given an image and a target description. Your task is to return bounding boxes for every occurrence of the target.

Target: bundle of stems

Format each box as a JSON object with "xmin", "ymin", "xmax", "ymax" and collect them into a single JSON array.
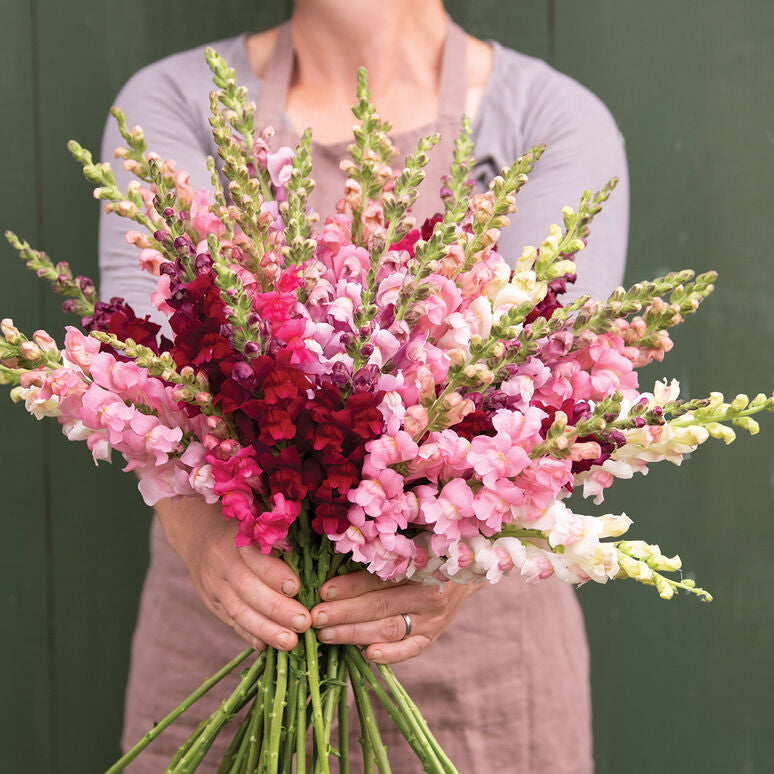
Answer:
[{"xmin": 106, "ymin": 509, "xmax": 459, "ymax": 773}]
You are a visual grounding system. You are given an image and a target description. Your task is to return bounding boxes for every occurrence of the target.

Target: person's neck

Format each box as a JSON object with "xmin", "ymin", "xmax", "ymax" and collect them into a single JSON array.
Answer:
[{"xmin": 290, "ymin": 0, "xmax": 448, "ymax": 102}]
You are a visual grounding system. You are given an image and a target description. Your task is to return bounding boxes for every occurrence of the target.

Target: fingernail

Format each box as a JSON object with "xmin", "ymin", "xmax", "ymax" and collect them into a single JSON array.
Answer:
[
  {"xmin": 324, "ymin": 586, "xmax": 338, "ymax": 600},
  {"xmin": 371, "ymin": 649, "xmax": 383, "ymax": 661},
  {"xmin": 282, "ymin": 580, "xmax": 297, "ymax": 596},
  {"xmin": 319, "ymin": 628, "xmax": 334, "ymax": 642},
  {"xmin": 315, "ymin": 611, "xmax": 328, "ymax": 626},
  {"xmin": 292, "ymin": 614, "xmax": 307, "ymax": 631},
  {"xmin": 277, "ymin": 632, "xmax": 290, "ymax": 649}
]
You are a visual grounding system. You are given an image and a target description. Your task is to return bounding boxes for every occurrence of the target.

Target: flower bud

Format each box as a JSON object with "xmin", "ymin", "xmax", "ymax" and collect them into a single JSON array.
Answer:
[
  {"xmin": 172, "ymin": 385, "xmax": 194, "ymax": 402},
  {"xmin": 655, "ymin": 576, "xmax": 675, "ymax": 600},
  {"xmin": 20, "ymin": 341, "xmax": 43, "ymax": 361},
  {"xmin": 32, "ymin": 330, "xmax": 58, "ymax": 353},
  {"xmin": 447, "ymin": 349, "xmax": 467, "ymax": 367},
  {"xmin": 1, "ymin": 318, "xmax": 20, "ymax": 343},
  {"xmin": 9, "ymin": 386, "xmax": 27, "ymax": 403},
  {"xmin": 735, "ymin": 416, "xmax": 759, "ymax": 435},
  {"xmin": 729, "ymin": 394, "xmax": 749, "ymax": 412},
  {"xmin": 706, "ymin": 422, "xmax": 736, "ymax": 445},
  {"xmin": 707, "ymin": 392, "xmax": 725, "ymax": 409},
  {"xmin": 598, "ymin": 513, "xmax": 633, "ymax": 538},
  {"xmin": 515, "ymin": 245, "xmax": 538, "ymax": 272},
  {"xmin": 404, "ymin": 405, "xmax": 429, "ymax": 436}
]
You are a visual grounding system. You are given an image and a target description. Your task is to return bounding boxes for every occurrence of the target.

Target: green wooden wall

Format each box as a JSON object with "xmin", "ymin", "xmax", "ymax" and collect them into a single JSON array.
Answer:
[{"xmin": 1, "ymin": 1, "xmax": 771, "ymax": 770}]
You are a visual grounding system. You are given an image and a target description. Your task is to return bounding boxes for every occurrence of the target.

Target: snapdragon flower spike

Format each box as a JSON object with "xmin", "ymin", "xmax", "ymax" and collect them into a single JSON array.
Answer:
[
  {"xmin": 441, "ymin": 115, "xmax": 475, "ymax": 212},
  {"xmin": 1, "ymin": 319, "xmax": 63, "ymax": 386},
  {"xmin": 5, "ymin": 231, "xmax": 97, "ymax": 319},
  {"xmin": 573, "ymin": 382, "xmax": 774, "ymax": 504}
]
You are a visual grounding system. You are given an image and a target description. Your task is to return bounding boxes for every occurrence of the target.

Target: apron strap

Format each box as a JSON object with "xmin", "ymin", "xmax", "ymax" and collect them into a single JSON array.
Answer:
[
  {"xmin": 254, "ymin": 21, "xmax": 294, "ymax": 132},
  {"xmin": 438, "ymin": 17, "xmax": 469, "ymax": 121}
]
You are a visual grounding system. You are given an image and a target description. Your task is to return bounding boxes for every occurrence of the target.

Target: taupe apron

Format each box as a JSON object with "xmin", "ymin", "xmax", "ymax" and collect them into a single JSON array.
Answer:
[{"xmin": 122, "ymin": 18, "xmax": 593, "ymax": 773}]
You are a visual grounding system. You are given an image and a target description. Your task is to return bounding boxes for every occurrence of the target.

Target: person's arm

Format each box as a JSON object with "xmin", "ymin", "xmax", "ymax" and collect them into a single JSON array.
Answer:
[
  {"xmin": 100, "ymin": 54, "xmax": 309, "ymax": 651},
  {"xmin": 99, "ymin": 53, "xmax": 214, "ymax": 319},
  {"xmin": 481, "ymin": 51, "xmax": 630, "ymax": 301}
]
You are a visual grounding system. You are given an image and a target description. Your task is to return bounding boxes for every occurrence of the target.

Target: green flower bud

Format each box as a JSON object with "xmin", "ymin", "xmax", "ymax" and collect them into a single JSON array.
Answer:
[
  {"xmin": 706, "ymin": 422, "xmax": 736, "ymax": 444},
  {"xmin": 734, "ymin": 416, "xmax": 759, "ymax": 435},
  {"xmin": 654, "ymin": 576, "xmax": 675, "ymax": 600},
  {"xmin": 729, "ymin": 394, "xmax": 749, "ymax": 412}
]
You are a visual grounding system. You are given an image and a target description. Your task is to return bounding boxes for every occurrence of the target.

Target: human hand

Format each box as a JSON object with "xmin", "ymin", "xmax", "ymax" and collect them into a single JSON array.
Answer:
[
  {"xmin": 310, "ymin": 571, "xmax": 480, "ymax": 664},
  {"xmin": 155, "ymin": 496, "xmax": 311, "ymax": 651}
]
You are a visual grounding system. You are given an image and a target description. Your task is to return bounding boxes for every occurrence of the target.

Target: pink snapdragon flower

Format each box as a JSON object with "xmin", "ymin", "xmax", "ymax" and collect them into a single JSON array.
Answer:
[
  {"xmin": 365, "ymin": 430, "xmax": 418, "ymax": 470},
  {"xmin": 348, "ymin": 468, "xmax": 405, "ymax": 518},
  {"xmin": 253, "ymin": 493, "xmax": 302, "ymax": 554},
  {"xmin": 408, "ymin": 430, "xmax": 471, "ymax": 483},
  {"xmin": 190, "ymin": 189, "xmax": 226, "ymax": 238},
  {"xmin": 138, "ymin": 248, "xmax": 166, "ymax": 275},
  {"xmin": 467, "ymin": 431, "xmax": 531, "ymax": 489},
  {"xmin": 418, "ymin": 479, "xmax": 478, "ymax": 541},
  {"xmin": 64, "ymin": 326, "xmax": 101, "ymax": 371},
  {"xmin": 511, "ymin": 457, "xmax": 574, "ymax": 522},
  {"xmin": 266, "ymin": 146, "xmax": 294, "ymax": 188}
]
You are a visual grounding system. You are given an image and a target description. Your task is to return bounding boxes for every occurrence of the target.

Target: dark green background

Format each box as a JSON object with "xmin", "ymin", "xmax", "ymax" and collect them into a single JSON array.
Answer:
[{"xmin": 1, "ymin": 1, "xmax": 772, "ymax": 771}]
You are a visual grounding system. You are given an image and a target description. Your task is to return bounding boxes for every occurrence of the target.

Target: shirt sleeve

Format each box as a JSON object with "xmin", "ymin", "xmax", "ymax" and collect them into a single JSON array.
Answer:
[
  {"xmin": 98, "ymin": 51, "xmax": 214, "ymax": 323},
  {"xmin": 476, "ymin": 50, "xmax": 630, "ymax": 304}
]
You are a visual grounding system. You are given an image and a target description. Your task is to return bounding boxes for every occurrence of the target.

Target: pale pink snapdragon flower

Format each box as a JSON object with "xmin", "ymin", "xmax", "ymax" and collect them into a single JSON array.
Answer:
[
  {"xmin": 467, "ymin": 430, "xmax": 531, "ymax": 489},
  {"xmin": 418, "ymin": 479, "xmax": 479, "ymax": 541},
  {"xmin": 364, "ymin": 430, "xmax": 418, "ymax": 470}
]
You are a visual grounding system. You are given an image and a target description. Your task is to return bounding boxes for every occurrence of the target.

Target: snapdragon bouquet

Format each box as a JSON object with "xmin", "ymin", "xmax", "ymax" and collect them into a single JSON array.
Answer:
[{"xmin": 3, "ymin": 48, "xmax": 773, "ymax": 773}]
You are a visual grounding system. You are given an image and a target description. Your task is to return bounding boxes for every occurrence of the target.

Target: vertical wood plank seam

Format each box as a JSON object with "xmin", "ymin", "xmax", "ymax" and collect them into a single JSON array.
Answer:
[
  {"xmin": 30, "ymin": 0, "xmax": 60, "ymax": 770},
  {"xmin": 547, "ymin": 0, "xmax": 556, "ymax": 66}
]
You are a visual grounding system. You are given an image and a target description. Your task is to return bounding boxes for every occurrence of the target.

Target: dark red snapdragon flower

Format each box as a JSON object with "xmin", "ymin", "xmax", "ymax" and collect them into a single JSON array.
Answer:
[
  {"xmin": 525, "ymin": 273, "xmax": 577, "ymax": 324},
  {"xmin": 80, "ymin": 297, "xmax": 168, "ymax": 354}
]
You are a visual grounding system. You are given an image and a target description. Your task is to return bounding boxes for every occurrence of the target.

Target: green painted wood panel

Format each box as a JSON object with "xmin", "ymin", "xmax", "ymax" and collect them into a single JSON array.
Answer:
[
  {"xmin": 0, "ymin": 2, "xmax": 55, "ymax": 772},
  {"xmin": 552, "ymin": 1, "xmax": 774, "ymax": 771},
  {"xmin": 449, "ymin": 0, "xmax": 550, "ymax": 59}
]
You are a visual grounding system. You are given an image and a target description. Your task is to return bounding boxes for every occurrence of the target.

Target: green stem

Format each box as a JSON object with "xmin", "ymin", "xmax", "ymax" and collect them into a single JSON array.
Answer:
[
  {"xmin": 349, "ymin": 659, "xmax": 375, "ymax": 774},
  {"xmin": 255, "ymin": 647, "xmax": 275, "ymax": 772},
  {"xmin": 280, "ymin": 646, "xmax": 301, "ymax": 774},
  {"xmin": 304, "ymin": 628, "xmax": 330, "ymax": 774},
  {"xmin": 106, "ymin": 647, "xmax": 253, "ymax": 774},
  {"xmin": 227, "ymin": 698, "xmax": 258, "ymax": 774},
  {"xmin": 344, "ymin": 647, "xmax": 440, "ymax": 772},
  {"xmin": 170, "ymin": 651, "xmax": 267, "ymax": 773},
  {"xmin": 327, "ymin": 552, "xmax": 345, "ymax": 580},
  {"xmin": 215, "ymin": 711, "xmax": 249, "ymax": 774},
  {"xmin": 347, "ymin": 657, "xmax": 391, "ymax": 774},
  {"xmin": 243, "ymin": 680, "xmax": 266, "ymax": 774},
  {"xmin": 321, "ymin": 646, "xmax": 341, "ymax": 747},
  {"xmin": 338, "ymin": 665, "xmax": 350, "ymax": 774},
  {"xmin": 266, "ymin": 649, "xmax": 289, "ymax": 774},
  {"xmin": 378, "ymin": 665, "xmax": 458, "ymax": 774},
  {"xmin": 671, "ymin": 403, "xmax": 766, "ymax": 427},
  {"xmin": 164, "ymin": 718, "xmax": 211, "ymax": 774},
  {"xmin": 168, "ymin": 674, "xmax": 261, "ymax": 774},
  {"xmin": 296, "ymin": 653, "xmax": 308, "ymax": 774}
]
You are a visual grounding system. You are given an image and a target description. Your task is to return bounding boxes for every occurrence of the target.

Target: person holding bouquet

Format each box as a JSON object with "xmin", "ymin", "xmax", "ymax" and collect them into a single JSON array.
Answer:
[{"xmin": 99, "ymin": 1, "xmax": 629, "ymax": 770}]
